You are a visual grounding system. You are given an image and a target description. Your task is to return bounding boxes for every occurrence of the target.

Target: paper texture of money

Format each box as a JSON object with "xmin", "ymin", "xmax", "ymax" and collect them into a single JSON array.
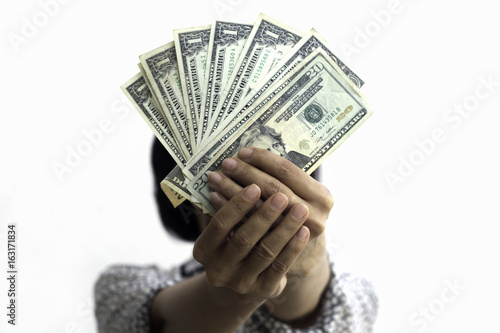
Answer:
[{"xmin": 120, "ymin": 13, "xmax": 372, "ymax": 214}]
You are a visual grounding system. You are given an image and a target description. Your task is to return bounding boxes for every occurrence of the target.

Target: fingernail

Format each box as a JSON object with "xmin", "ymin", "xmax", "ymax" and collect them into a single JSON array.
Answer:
[
  {"xmin": 239, "ymin": 148, "xmax": 253, "ymax": 160},
  {"xmin": 291, "ymin": 204, "xmax": 308, "ymax": 221},
  {"xmin": 296, "ymin": 226, "xmax": 309, "ymax": 240},
  {"xmin": 270, "ymin": 193, "xmax": 287, "ymax": 210},
  {"xmin": 208, "ymin": 172, "xmax": 223, "ymax": 185},
  {"xmin": 243, "ymin": 184, "xmax": 260, "ymax": 201},
  {"xmin": 223, "ymin": 158, "xmax": 237, "ymax": 172}
]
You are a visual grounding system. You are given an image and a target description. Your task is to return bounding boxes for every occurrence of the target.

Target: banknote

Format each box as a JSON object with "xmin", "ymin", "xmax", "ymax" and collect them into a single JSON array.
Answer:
[
  {"xmin": 160, "ymin": 180, "xmax": 187, "ymax": 208},
  {"xmin": 183, "ymin": 29, "xmax": 364, "ymax": 179},
  {"xmin": 199, "ymin": 21, "xmax": 253, "ymax": 144},
  {"xmin": 160, "ymin": 165, "xmax": 212, "ymax": 213},
  {"xmin": 187, "ymin": 49, "xmax": 372, "ymax": 213},
  {"xmin": 205, "ymin": 13, "xmax": 304, "ymax": 137},
  {"xmin": 138, "ymin": 63, "xmax": 164, "ymax": 116},
  {"xmin": 174, "ymin": 25, "xmax": 211, "ymax": 147},
  {"xmin": 140, "ymin": 42, "xmax": 193, "ymax": 158},
  {"xmin": 161, "ymin": 165, "xmax": 191, "ymax": 207},
  {"xmin": 217, "ymin": 28, "xmax": 366, "ymax": 137},
  {"xmin": 121, "ymin": 73, "xmax": 187, "ymax": 167}
]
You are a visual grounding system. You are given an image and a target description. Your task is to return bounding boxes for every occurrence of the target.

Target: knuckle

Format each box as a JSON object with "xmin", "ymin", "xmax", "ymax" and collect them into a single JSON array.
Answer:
[
  {"xmin": 297, "ymin": 257, "xmax": 318, "ymax": 278},
  {"xmin": 319, "ymin": 186, "xmax": 334, "ymax": 211},
  {"xmin": 271, "ymin": 256, "xmax": 289, "ymax": 274},
  {"xmin": 192, "ymin": 243, "xmax": 205, "ymax": 264},
  {"xmin": 205, "ymin": 269, "xmax": 226, "ymax": 287},
  {"xmin": 209, "ymin": 214, "xmax": 226, "ymax": 234},
  {"xmin": 255, "ymin": 241, "xmax": 276, "ymax": 261},
  {"xmin": 308, "ymin": 214, "xmax": 326, "ymax": 236},
  {"xmin": 231, "ymin": 195, "xmax": 250, "ymax": 214},
  {"xmin": 278, "ymin": 159, "xmax": 298, "ymax": 179},
  {"xmin": 230, "ymin": 231, "xmax": 253, "ymax": 252},
  {"xmin": 263, "ymin": 180, "xmax": 283, "ymax": 197},
  {"xmin": 257, "ymin": 205, "xmax": 278, "ymax": 224},
  {"xmin": 255, "ymin": 284, "xmax": 275, "ymax": 299},
  {"xmin": 230, "ymin": 159, "xmax": 250, "ymax": 178},
  {"xmin": 323, "ymin": 193, "xmax": 334, "ymax": 211},
  {"xmin": 217, "ymin": 177, "xmax": 233, "ymax": 195},
  {"xmin": 231, "ymin": 281, "xmax": 250, "ymax": 295}
]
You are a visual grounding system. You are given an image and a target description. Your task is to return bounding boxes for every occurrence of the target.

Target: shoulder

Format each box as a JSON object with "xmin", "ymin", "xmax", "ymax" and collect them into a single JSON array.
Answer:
[
  {"xmin": 94, "ymin": 259, "xmax": 204, "ymax": 333},
  {"xmin": 95, "ymin": 259, "xmax": 204, "ymax": 291}
]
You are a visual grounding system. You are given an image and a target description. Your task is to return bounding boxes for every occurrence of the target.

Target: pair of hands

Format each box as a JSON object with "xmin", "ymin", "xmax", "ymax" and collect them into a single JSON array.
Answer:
[{"xmin": 193, "ymin": 148, "xmax": 334, "ymax": 301}]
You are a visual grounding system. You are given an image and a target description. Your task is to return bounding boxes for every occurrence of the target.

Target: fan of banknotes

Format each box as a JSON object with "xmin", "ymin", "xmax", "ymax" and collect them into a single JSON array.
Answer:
[{"xmin": 121, "ymin": 13, "xmax": 372, "ymax": 214}]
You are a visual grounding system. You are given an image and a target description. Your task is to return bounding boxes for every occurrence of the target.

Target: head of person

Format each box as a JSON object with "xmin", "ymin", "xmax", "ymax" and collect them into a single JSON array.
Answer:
[
  {"xmin": 239, "ymin": 124, "xmax": 289, "ymax": 159},
  {"xmin": 151, "ymin": 138, "xmax": 320, "ymax": 242}
]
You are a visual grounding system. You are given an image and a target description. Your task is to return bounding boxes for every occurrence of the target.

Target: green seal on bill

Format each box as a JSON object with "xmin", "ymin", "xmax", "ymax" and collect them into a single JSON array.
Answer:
[{"xmin": 304, "ymin": 104, "xmax": 323, "ymax": 123}]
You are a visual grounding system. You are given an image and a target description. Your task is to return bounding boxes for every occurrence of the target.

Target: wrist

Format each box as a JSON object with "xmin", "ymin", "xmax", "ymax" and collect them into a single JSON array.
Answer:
[
  {"xmin": 203, "ymin": 272, "xmax": 267, "ymax": 311},
  {"xmin": 150, "ymin": 273, "xmax": 268, "ymax": 333},
  {"xmin": 264, "ymin": 250, "xmax": 331, "ymax": 325},
  {"xmin": 287, "ymin": 235, "xmax": 328, "ymax": 278}
]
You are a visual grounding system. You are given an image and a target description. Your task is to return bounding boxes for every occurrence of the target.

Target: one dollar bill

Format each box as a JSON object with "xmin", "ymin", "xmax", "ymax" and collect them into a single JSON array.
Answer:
[
  {"xmin": 140, "ymin": 42, "xmax": 193, "ymax": 158},
  {"xmin": 121, "ymin": 73, "xmax": 187, "ymax": 167},
  {"xmin": 174, "ymin": 25, "xmax": 211, "ymax": 148},
  {"xmin": 205, "ymin": 13, "xmax": 304, "ymax": 137},
  {"xmin": 199, "ymin": 21, "xmax": 253, "ymax": 144}
]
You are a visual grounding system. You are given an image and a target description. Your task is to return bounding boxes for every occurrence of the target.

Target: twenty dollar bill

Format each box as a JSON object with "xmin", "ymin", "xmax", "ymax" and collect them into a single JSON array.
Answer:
[{"xmin": 188, "ymin": 49, "xmax": 372, "ymax": 213}]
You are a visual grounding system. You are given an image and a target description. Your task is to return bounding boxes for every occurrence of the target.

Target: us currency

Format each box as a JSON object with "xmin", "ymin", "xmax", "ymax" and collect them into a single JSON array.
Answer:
[
  {"xmin": 205, "ymin": 13, "xmax": 304, "ymax": 137},
  {"xmin": 187, "ymin": 49, "xmax": 372, "ymax": 213},
  {"xmin": 183, "ymin": 29, "xmax": 364, "ymax": 179},
  {"xmin": 161, "ymin": 166, "xmax": 210, "ymax": 213},
  {"xmin": 161, "ymin": 165, "xmax": 190, "ymax": 207},
  {"xmin": 121, "ymin": 73, "xmax": 187, "ymax": 168},
  {"xmin": 174, "ymin": 25, "xmax": 211, "ymax": 147},
  {"xmin": 214, "ymin": 28, "xmax": 365, "ymax": 141},
  {"xmin": 198, "ymin": 21, "xmax": 253, "ymax": 144},
  {"xmin": 140, "ymin": 42, "xmax": 193, "ymax": 158},
  {"xmin": 160, "ymin": 179, "xmax": 187, "ymax": 208},
  {"xmin": 138, "ymin": 63, "xmax": 164, "ymax": 116}
]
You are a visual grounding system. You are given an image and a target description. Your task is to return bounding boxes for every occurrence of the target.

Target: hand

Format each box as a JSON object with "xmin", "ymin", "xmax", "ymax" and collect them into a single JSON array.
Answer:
[
  {"xmin": 207, "ymin": 147, "xmax": 334, "ymax": 277},
  {"xmin": 193, "ymin": 183, "xmax": 311, "ymax": 302}
]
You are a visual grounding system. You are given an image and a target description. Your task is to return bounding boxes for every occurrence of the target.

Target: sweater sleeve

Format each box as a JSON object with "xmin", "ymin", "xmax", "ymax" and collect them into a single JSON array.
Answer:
[
  {"xmin": 243, "ymin": 261, "xmax": 379, "ymax": 332},
  {"xmin": 94, "ymin": 264, "xmax": 181, "ymax": 333},
  {"xmin": 94, "ymin": 260, "xmax": 378, "ymax": 333}
]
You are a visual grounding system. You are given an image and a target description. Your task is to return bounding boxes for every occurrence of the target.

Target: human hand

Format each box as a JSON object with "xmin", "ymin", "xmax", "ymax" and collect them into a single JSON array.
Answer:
[
  {"xmin": 207, "ymin": 147, "xmax": 334, "ymax": 277},
  {"xmin": 193, "ymin": 183, "xmax": 311, "ymax": 302}
]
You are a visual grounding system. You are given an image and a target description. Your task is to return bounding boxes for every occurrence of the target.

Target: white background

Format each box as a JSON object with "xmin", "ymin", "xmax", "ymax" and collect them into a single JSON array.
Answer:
[{"xmin": 1, "ymin": 0, "xmax": 499, "ymax": 332}]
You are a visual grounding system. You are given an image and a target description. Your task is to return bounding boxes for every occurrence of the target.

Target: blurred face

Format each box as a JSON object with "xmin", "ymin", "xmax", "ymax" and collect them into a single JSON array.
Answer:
[{"xmin": 248, "ymin": 135, "xmax": 287, "ymax": 158}]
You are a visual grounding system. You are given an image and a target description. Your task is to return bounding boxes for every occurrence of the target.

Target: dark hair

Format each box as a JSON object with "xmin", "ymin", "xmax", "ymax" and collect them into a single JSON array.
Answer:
[
  {"xmin": 152, "ymin": 138, "xmax": 200, "ymax": 242},
  {"xmin": 151, "ymin": 138, "xmax": 321, "ymax": 242}
]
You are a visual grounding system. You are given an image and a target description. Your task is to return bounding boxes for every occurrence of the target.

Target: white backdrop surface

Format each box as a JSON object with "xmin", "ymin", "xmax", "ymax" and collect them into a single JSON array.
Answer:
[{"xmin": 1, "ymin": 0, "xmax": 499, "ymax": 332}]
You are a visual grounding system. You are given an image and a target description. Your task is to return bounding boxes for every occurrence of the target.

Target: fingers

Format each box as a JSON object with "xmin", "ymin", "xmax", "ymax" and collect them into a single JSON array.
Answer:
[
  {"xmin": 220, "ymin": 156, "xmax": 300, "ymax": 206},
  {"xmin": 220, "ymin": 192, "xmax": 289, "ymax": 265},
  {"xmin": 194, "ymin": 184, "xmax": 260, "ymax": 259},
  {"xmin": 196, "ymin": 178, "xmax": 312, "ymax": 299},
  {"xmin": 244, "ymin": 204, "xmax": 309, "ymax": 273},
  {"xmin": 222, "ymin": 200, "xmax": 310, "ymax": 298},
  {"xmin": 237, "ymin": 147, "xmax": 330, "ymax": 202},
  {"xmin": 209, "ymin": 191, "xmax": 228, "ymax": 210},
  {"xmin": 217, "ymin": 149, "xmax": 334, "ymax": 237},
  {"xmin": 208, "ymin": 171, "xmax": 242, "ymax": 203},
  {"xmin": 256, "ymin": 208, "xmax": 310, "ymax": 297},
  {"xmin": 208, "ymin": 171, "xmax": 263, "ymax": 211}
]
